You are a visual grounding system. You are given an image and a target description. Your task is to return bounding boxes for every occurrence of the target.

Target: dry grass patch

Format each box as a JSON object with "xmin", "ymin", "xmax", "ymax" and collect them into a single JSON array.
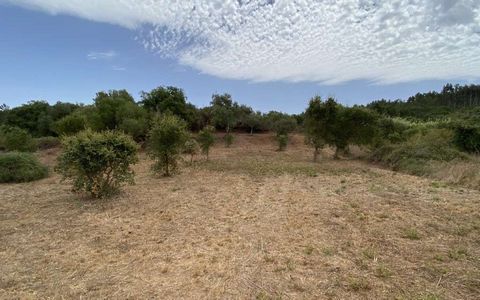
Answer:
[{"xmin": 1, "ymin": 133, "xmax": 479, "ymax": 299}]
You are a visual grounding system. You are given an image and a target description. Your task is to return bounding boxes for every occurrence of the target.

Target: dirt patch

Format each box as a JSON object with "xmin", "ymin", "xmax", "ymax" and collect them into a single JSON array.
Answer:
[{"xmin": 1, "ymin": 134, "xmax": 479, "ymax": 299}]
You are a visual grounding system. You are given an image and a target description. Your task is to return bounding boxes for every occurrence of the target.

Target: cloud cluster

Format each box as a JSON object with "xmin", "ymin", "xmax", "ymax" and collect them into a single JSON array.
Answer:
[
  {"xmin": 4, "ymin": 0, "xmax": 480, "ymax": 84},
  {"xmin": 87, "ymin": 50, "xmax": 117, "ymax": 60}
]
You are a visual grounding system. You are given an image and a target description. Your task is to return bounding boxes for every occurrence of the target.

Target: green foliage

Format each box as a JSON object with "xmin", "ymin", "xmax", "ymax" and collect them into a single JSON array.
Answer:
[
  {"xmin": 183, "ymin": 137, "xmax": 199, "ymax": 163},
  {"xmin": 0, "ymin": 125, "xmax": 36, "ymax": 152},
  {"xmin": 94, "ymin": 90, "xmax": 136, "ymax": 130},
  {"xmin": 53, "ymin": 112, "xmax": 87, "ymax": 136},
  {"xmin": 276, "ymin": 134, "xmax": 289, "ymax": 151},
  {"xmin": 370, "ymin": 128, "xmax": 468, "ymax": 176},
  {"xmin": 224, "ymin": 132, "xmax": 234, "ymax": 147},
  {"xmin": 242, "ymin": 111, "xmax": 263, "ymax": 134},
  {"xmin": 141, "ymin": 86, "xmax": 187, "ymax": 116},
  {"xmin": 35, "ymin": 136, "xmax": 60, "ymax": 150},
  {"xmin": 453, "ymin": 124, "xmax": 480, "ymax": 154},
  {"xmin": 0, "ymin": 152, "xmax": 48, "ymax": 183},
  {"xmin": 304, "ymin": 96, "xmax": 328, "ymax": 161},
  {"xmin": 147, "ymin": 114, "xmax": 188, "ymax": 176},
  {"xmin": 56, "ymin": 130, "xmax": 138, "ymax": 198},
  {"xmin": 197, "ymin": 125, "xmax": 215, "ymax": 160},
  {"xmin": 210, "ymin": 93, "xmax": 238, "ymax": 132}
]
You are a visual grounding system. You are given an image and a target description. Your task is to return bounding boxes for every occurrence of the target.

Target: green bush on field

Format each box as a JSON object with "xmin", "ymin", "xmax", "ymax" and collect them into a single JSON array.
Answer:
[
  {"xmin": 0, "ymin": 152, "xmax": 48, "ymax": 183},
  {"xmin": 56, "ymin": 130, "xmax": 138, "ymax": 198},
  {"xmin": 147, "ymin": 114, "xmax": 188, "ymax": 176},
  {"xmin": 35, "ymin": 136, "xmax": 61, "ymax": 150},
  {"xmin": 0, "ymin": 125, "xmax": 36, "ymax": 152},
  {"xmin": 197, "ymin": 125, "xmax": 216, "ymax": 160},
  {"xmin": 370, "ymin": 128, "xmax": 469, "ymax": 176},
  {"xmin": 224, "ymin": 132, "xmax": 234, "ymax": 147},
  {"xmin": 183, "ymin": 137, "xmax": 199, "ymax": 164},
  {"xmin": 276, "ymin": 134, "xmax": 289, "ymax": 151},
  {"xmin": 453, "ymin": 124, "xmax": 480, "ymax": 154}
]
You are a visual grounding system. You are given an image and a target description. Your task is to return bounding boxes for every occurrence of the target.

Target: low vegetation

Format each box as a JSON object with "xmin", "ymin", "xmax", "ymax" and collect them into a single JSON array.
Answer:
[
  {"xmin": 55, "ymin": 130, "xmax": 138, "ymax": 198},
  {"xmin": 0, "ymin": 152, "xmax": 48, "ymax": 183}
]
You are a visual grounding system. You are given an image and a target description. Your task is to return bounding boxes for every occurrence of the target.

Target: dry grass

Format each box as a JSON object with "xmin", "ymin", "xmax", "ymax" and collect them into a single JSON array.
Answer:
[{"xmin": 1, "ymin": 133, "xmax": 479, "ymax": 299}]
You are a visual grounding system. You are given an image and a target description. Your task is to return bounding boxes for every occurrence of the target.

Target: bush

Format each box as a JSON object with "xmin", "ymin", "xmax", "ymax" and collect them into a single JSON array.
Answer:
[
  {"xmin": 0, "ymin": 152, "xmax": 48, "ymax": 183},
  {"xmin": 147, "ymin": 115, "xmax": 188, "ymax": 176},
  {"xmin": 224, "ymin": 132, "xmax": 234, "ymax": 147},
  {"xmin": 276, "ymin": 134, "xmax": 289, "ymax": 151},
  {"xmin": 370, "ymin": 128, "xmax": 468, "ymax": 176},
  {"xmin": 56, "ymin": 130, "xmax": 138, "ymax": 198},
  {"xmin": 0, "ymin": 125, "xmax": 36, "ymax": 152},
  {"xmin": 53, "ymin": 113, "xmax": 87, "ymax": 136},
  {"xmin": 35, "ymin": 136, "xmax": 61, "ymax": 150},
  {"xmin": 197, "ymin": 125, "xmax": 215, "ymax": 160},
  {"xmin": 453, "ymin": 125, "xmax": 480, "ymax": 154},
  {"xmin": 183, "ymin": 138, "xmax": 199, "ymax": 163}
]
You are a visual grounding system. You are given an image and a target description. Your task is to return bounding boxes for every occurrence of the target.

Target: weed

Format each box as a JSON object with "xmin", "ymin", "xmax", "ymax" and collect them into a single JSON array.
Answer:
[{"xmin": 402, "ymin": 228, "xmax": 420, "ymax": 240}]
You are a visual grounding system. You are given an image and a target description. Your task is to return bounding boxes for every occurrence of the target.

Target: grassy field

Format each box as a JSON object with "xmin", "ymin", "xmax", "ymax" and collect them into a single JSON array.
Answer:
[{"xmin": 1, "ymin": 134, "xmax": 479, "ymax": 299}]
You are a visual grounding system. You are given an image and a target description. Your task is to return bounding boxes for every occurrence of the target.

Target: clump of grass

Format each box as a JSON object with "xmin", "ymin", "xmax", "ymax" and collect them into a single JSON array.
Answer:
[
  {"xmin": 375, "ymin": 264, "xmax": 392, "ymax": 278},
  {"xmin": 347, "ymin": 277, "xmax": 371, "ymax": 291},
  {"xmin": 322, "ymin": 247, "xmax": 335, "ymax": 256},
  {"xmin": 0, "ymin": 152, "xmax": 48, "ymax": 183},
  {"xmin": 402, "ymin": 228, "xmax": 420, "ymax": 240},
  {"xmin": 304, "ymin": 245, "xmax": 315, "ymax": 255},
  {"xmin": 362, "ymin": 248, "xmax": 376, "ymax": 260},
  {"xmin": 448, "ymin": 247, "xmax": 468, "ymax": 260}
]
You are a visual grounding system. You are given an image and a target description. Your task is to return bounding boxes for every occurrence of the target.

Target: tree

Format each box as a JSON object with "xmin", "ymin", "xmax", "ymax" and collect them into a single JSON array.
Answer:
[
  {"xmin": 210, "ymin": 94, "xmax": 237, "ymax": 133},
  {"xmin": 243, "ymin": 112, "xmax": 263, "ymax": 135},
  {"xmin": 304, "ymin": 96, "xmax": 327, "ymax": 162},
  {"xmin": 147, "ymin": 114, "xmax": 188, "ymax": 176},
  {"xmin": 272, "ymin": 117, "xmax": 297, "ymax": 151},
  {"xmin": 140, "ymin": 86, "xmax": 188, "ymax": 117},
  {"xmin": 94, "ymin": 90, "xmax": 135, "ymax": 130},
  {"xmin": 56, "ymin": 130, "xmax": 138, "ymax": 198},
  {"xmin": 197, "ymin": 125, "xmax": 215, "ymax": 160}
]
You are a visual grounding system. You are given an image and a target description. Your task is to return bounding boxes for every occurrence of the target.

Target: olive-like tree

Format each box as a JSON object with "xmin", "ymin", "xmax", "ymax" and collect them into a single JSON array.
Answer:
[
  {"xmin": 197, "ymin": 125, "xmax": 216, "ymax": 160},
  {"xmin": 147, "ymin": 114, "xmax": 188, "ymax": 176}
]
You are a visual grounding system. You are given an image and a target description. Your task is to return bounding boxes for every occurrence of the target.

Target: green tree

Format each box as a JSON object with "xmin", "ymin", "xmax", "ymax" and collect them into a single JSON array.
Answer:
[
  {"xmin": 94, "ymin": 90, "xmax": 135, "ymax": 130},
  {"xmin": 147, "ymin": 114, "xmax": 188, "ymax": 176},
  {"xmin": 56, "ymin": 130, "xmax": 138, "ymax": 198},
  {"xmin": 140, "ymin": 86, "xmax": 188, "ymax": 117},
  {"xmin": 197, "ymin": 125, "xmax": 215, "ymax": 160},
  {"xmin": 272, "ymin": 117, "xmax": 296, "ymax": 151},
  {"xmin": 243, "ymin": 112, "xmax": 263, "ymax": 135},
  {"xmin": 304, "ymin": 96, "xmax": 327, "ymax": 162}
]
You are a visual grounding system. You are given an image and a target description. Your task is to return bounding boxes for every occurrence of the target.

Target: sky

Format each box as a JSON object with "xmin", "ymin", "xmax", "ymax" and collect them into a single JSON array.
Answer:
[{"xmin": 0, "ymin": 0, "xmax": 479, "ymax": 113}]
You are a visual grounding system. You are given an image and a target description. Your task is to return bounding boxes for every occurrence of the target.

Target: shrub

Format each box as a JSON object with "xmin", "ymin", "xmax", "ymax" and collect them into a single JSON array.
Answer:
[
  {"xmin": 147, "ymin": 114, "xmax": 188, "ymax": 176},
  {"xmin": 183, "ymin": 138, "xmax": 199, "ymax": 164},
  {"xmin": 56, "ymin": 130, "xmax": 138, "ymax": 198},
  {"xmin": 0, "ymin": 152, "xmax": 48, "ymax": 183},
  {"xmin": 224, "ymin": 132, "xmax": 234, "ymax": 147},
  {"xmin": 370, "ymin": 128, "xmax": 468, "ymax": 176},
  {"xmin": 35, "ymin": 136, "xmax": 60, "ymax": 150},
  {"xmin": 453, "ymin": 125, "xmax": 480, "ymax": 154},
  {"xmin": 197, "ymin": 125, "xmax": 215, "ymax": 160},
  {"xmin": 276, "ymin": 134, "xmax": 289, "ymax": 151},
  {"xmin": 53, "ymin": 113, "xmax": 87, "ymax": 136},
  {"xmin": 0, "ymin": 125, "xmax": 36, "ymax": 152}
]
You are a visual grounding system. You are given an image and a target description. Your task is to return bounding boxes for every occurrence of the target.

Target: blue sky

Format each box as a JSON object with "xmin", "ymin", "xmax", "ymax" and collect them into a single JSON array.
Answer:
[{"xmin": 1, "ymin": 1, "xmax": 479, "ymax": 113}]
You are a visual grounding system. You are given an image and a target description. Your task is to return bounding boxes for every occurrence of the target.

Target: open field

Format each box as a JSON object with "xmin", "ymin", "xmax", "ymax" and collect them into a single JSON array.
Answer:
[{"xmin": 1, "ymin": 133, "xmax": 479, "ymax": 299}]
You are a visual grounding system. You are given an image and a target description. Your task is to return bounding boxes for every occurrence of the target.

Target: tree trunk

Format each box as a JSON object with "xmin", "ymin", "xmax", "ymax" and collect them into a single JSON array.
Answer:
[
  {"xmin": 333, "ymin": 147, "xmax": 341, "ymax": 159},
  {"xmin": 250, "ymin": 127, "xmax": 253, "ymax": 135},
  {"xmin": 313, "ymin": 147, "xmax": 319, "ymax": 162}
]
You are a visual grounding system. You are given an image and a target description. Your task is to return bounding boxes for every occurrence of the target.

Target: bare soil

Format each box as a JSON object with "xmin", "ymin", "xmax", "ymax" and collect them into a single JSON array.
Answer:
[{"xmin": 1, "ymin": 134, "xmax": 479, "ymax": 299}]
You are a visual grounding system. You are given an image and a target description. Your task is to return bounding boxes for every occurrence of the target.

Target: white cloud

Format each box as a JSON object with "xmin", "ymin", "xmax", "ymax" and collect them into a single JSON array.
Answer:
[
  {"xmin": 87, "ymin": 50, "xmax": 117, "ymax": 60},
  {"xmin": 112, "ymin": 66, "xmax": 126, "ymax": 71},
  {"xmin": 4, "ymin": 0, "xmax": 480, "ymax": 84}
]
